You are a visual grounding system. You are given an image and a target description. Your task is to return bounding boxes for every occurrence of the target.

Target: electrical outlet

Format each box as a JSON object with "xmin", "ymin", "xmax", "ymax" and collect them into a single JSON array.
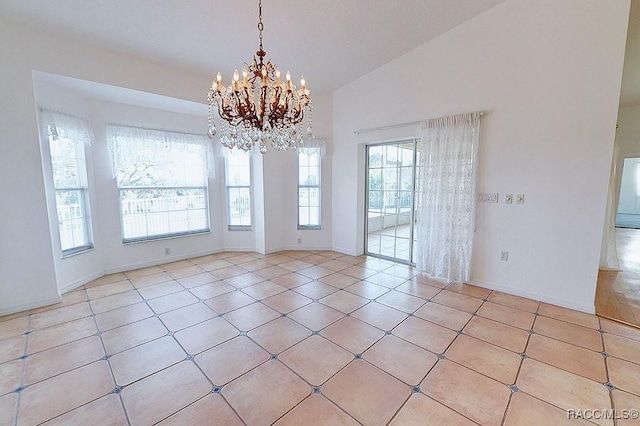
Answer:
[
  {"xmin": 297, "ymin": 238, "xmax": 302, "ymax": 245},
  {"xmin": 505, "ymin": 194, "xmax": 513, "ymax": 204},
  {"xmin": 516, "ymin": 194, "xmax": 525, "ymax": 204},
  {"xmin": 164, "ymin": 248, "xmax": 170, "ymax": 255},
  {"xmin": 500, "ymin": 251, "xmax": 508, "ymax": 261}
]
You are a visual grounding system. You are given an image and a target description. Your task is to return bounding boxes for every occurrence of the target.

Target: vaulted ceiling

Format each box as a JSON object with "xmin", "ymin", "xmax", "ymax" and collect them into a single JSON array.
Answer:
[
  {"xmin": 0, "ymin": 0, "xmax": 506, "ymax": 93},
  {"xmin": 3, "ymin": 0, "xmax": 637, "ymax": 106}
]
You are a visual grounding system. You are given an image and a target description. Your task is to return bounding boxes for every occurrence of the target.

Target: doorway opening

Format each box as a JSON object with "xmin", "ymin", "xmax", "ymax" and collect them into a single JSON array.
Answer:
[
  {"xmin": 595, "ymin": 0, "xmax": 640, "ymax": 328},
  {"xmin": 616, "ymin": 157, "xmax": 640, "ymax": 229},
  {"xmin": 365, "ymin": 140, "xmax": 420, "ymax": 264}
]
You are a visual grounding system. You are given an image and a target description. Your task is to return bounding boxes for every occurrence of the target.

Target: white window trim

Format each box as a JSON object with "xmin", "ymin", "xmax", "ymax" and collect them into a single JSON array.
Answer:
[
  {"xmin": 224, "ymin": 150, "xmax": 253, "ymax": 231},
  {"xmin": 297, "ymin": 147, "xmax": 322, "ymax": 230},
  {"xmin": 41, "ymin": 110, "xmax": 94, "ymax": 255}
]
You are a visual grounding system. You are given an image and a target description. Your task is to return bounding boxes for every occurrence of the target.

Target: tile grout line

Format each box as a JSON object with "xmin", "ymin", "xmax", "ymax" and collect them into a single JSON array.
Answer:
[
  {"xmin": 499, "ymin": 302, "xmax": 610, "ymax": 423},
  {"xmin": 498, "ymin": 298, "xmax": 539, "ymax": 426},
  {"xmin": 599, "ymin": 316, "xmax": 618, "ymax": 415},
  {"xmin": 11, "ymin": 312, "xmax": 32, "ymax": 426},
  {"xmin": 5, "ymin": 252, "xmax": 639, "ymax": 424},
  {"xmin": 91, "ymin": 282, "xmax": 133, "ymax": 426}
]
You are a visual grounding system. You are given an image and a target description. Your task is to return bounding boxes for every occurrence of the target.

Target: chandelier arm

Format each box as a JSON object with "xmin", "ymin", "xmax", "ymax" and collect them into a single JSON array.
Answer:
[
  {"xmin": 233, "ymin": 91, "xmax": 250, "ymax": 123},
  {"xmin": 270, "ymin": 105, "xmax": 287, "ymax": 122},
  {"xmin": 259, "ymin": 85, "xmax": 269, "ymax": 129},
  {"xmin": 240, "ymin": 87, "xmax": 256, "ymax": 121}
]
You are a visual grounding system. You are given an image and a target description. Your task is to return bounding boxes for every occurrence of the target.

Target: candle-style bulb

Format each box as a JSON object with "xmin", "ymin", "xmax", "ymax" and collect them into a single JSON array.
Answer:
[
  {"xmin": 286, "ymin": 71, "xmax": 291, "ymax": 81},
  {"xmin": 242, "ymin": 67, "xmax": 248, "ymax": 79},
  {"xmin": 233, "ymin": 69, "xmax": 240, "ymax": 81},
  {"xmin": 216, "ymin": 72, "xmax": 222, "ymax": 82},
  {"xmin": 275, "ymin": 69, "xmax": 281, "ymax": 84},
  {"xmin": 300, "ymin": 76, "xmax": 306, "ymax": 88}
]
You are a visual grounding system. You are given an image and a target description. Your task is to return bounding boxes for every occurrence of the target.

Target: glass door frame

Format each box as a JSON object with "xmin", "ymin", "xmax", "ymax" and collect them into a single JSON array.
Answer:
[{"xmin": 364, "ymin": 138, "xmax": 419, "ymax": 265}]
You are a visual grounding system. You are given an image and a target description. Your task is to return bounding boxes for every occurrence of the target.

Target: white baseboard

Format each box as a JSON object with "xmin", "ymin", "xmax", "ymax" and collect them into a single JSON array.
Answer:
[
  {"xmin": 104, "ymin": 248, "xmax": 225, "ymax": 274},
  {"xmin": 331, "ymin": 246, "xmax": 360, "ymax": 257},
  {"xmin": 265, "ymin": 245, "xmax": 333, "ymax": 254},
  {"xmin": 0, "ymin": 295, "xmax": 62, "ymax": 317},
  {"xmin": 223, "ymin": 247, "xmax": 258, "ymax": 253},
  {"xmin": 105, "ymin": 246, "xmax": 338, "ymax": 272},
  {"xmin": 58, "ymin": 270, "xmax": 105, "ymax": 294},
  {"xmin": 468, "ymin": 279, "xmax": 596, "ymax": 315},
  {"xmin": 4, "ymin": 245, "xmax": 361, "ymax": 316}
]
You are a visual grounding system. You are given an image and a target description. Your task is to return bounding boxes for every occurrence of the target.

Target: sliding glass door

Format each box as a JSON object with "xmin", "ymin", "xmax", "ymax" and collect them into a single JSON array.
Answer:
[{"xmin": 365, "ymin": 140, "xmax": 420, "ymax": 264}]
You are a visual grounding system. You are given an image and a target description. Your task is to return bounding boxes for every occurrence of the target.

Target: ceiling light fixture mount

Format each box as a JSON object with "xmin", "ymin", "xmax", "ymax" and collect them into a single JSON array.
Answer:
[{"xmin": 207, "ymin": 0, "xmax": 313, "ymax": 153}]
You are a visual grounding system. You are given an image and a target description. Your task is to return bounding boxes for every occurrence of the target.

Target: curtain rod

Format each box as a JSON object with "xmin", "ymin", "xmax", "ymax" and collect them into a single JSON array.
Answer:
[
  {"xmin": 40, "ymin": 110, "xmax": 207, "ymax": 139},
  {"xmin": 39, "ymin": 107, "xmax": 88, "ymax": 122},
  {"xmin": 354, "ymin": 120, "xmax": 424, "ymax": 135},
  {"xmin": 106, "ymin": 123, "xmax": 206, "ymax": 138},
  {"xmin": 354, "ymin": 111, "xmax": 484, "ymax": 135}
]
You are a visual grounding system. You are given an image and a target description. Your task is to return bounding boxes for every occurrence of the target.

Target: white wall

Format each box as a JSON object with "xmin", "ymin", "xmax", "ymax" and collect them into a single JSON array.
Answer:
[
  {"xmin": 258, "ymin": 91, "xmax": 333, "ymax": 254},
  {"xmin": 332, "ymin": 0, "xmax": 629, "ymax": 313},
  {"xmin": 221, "ymin": 92, "xmax": 333, "ymax": 255},
  {"xmin": 33, "ymin": 81, "xmax": 105, "ymax": 293},
  {"xmin": 617, "ymin": 106, "xmax": 640, "ymax": 158},
  {"xmin": 91, "ymin": 100, "xmax": 226, "ymax": 272},
  {"xmin": 32, "ymin": 76, "xmax": 228, "ymax": 292},
  {"xmin": 0, "ymin": 18, "xmax": 217, "ymax": 314},
  {"xmin": 0, "ymin": 20, "xmax": 333, "ymax": 315}
]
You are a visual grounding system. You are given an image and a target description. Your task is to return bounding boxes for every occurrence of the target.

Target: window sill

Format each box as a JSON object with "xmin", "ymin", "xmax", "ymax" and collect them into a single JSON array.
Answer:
[
  {"xmin": 122, "ymin": 229, "xmax": 211, "ymax": 244},
  {"xmin": 62, "ymin": 245, "xmax": 94, "ymax": 259},
  {"xmin": 297, "ymin": 226, "xmax": 322, "ymax": 230},
  {"xmin": 227, "ymin": 226, "xmax": 253, "ymax": 231}
]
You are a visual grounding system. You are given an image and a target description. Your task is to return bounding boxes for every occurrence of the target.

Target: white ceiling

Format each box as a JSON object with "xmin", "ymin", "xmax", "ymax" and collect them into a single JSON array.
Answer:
[{"xmin": 0, "ymin": 0, "xmax": 506, "ymax": 93}]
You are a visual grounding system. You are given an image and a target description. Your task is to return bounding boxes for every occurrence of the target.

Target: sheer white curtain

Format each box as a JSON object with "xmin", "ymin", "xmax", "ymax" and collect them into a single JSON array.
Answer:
[
  {"xmin": 107, "ymin": 125, "xmax": 215, "ymax": 179},
  {"xmin": 600, "ymin": 142, "xmax": 620, "ymax": 270},
  {"xmin": 298, "ymin": 137, "xmax": 326, "ymax": 157},
  {"xmin": 40, "ymin": 109, "xmax": 93, "ymax": 146},
  {"xmin": 416, "ymin": 112, "xmax": 481, "ymax": 281}
]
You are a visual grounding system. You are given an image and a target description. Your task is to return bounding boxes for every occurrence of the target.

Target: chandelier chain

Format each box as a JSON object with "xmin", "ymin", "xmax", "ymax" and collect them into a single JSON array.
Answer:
[{"xmin": 258, "ymin": 0, "xmax": 264, "ymax": 53}]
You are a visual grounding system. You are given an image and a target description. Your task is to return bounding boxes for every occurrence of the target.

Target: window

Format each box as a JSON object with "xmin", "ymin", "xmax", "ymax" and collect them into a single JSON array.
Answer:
[
  {"xmin": 109, "ymin": 126, "xmax": 211, "ymax": 242},
  {"xmin": 43, "ymin": 112, "xmax": 93, "ymax": 255},
  {"xmin": 224, "ymin": 149, "xmax": 252, "ymax": 229},
  {"xmin": 298, "ymin": 147, "xmax": 321, "ymax": 229}
]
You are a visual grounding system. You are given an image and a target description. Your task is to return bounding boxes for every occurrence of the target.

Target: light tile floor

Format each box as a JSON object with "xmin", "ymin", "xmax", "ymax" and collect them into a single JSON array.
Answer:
[
  {"xmin": 596, "ymin": 228, "xmax": 640, "ymax": 326},
  {"xmin": 2, "ymin": 251, "xmax": 640, "ymax": 425}
]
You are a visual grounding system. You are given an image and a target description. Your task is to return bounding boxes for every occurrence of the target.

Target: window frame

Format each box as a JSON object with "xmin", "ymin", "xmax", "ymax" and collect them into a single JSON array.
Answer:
[
  {"xmin": 111, "ymin": 127, "xmax": 211, "ymax": 243},
  {"xmin": 297, "ymin": 148, "xmax": 322, "ymax": 230},
  {"xmin": 117, "ymin": 185, "xmax": 210, "ymax": 244},
  {"xmin": 46, "ymin": 130, "xmax": 94, "ymax": 256},
  {"xmin": 224, "ymin": 149, "xmax": 253, "ymax": 231}
]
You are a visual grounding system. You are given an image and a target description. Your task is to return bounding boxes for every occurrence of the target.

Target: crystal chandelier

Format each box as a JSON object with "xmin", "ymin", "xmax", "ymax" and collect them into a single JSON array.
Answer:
[{"xmin": 207, "ymin": 0, "xmax": 313, "ymax": 154}]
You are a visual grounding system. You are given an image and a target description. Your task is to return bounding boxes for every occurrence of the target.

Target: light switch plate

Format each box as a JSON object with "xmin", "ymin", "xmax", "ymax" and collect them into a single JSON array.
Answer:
[
  {"xmin": 478, "ymin": 193, "xmax": 499, "ymax": 203},
  {"xmin": 516, "ymin": 194, "xmax": 525, "ymax": 204},
  {"xmin": 505, "ymin": 194, "xmax": 513, "ymax": 204}
]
